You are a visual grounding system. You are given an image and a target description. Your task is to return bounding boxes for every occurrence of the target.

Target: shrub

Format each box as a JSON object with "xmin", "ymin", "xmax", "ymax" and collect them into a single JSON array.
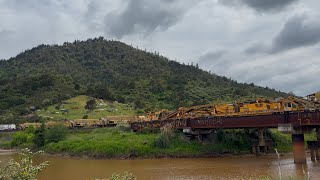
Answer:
[
  {"xmin": 84, "ymin": 99, "xmax": 96, "ymax": 111},
  {"xmin": 0, "ymin": 148, "xmax": 49, "ymax": 180},
  {"xmin": 24, "ymin": 126, "xmax": 36, "ymax": 134},
  {"xmin": 33, "ymin": 122, "xmax": 46, "ymax": 148},
  {"xmin": 82, "ymin": 114, "xmax": 88, "ymax": 119},
  {"xmin": 45, "ymin": 125, "xmax": 67, "ymax": 143},
  {"xmin": 137, "ymin": 126, "xmax": 159, "ymax": 134},
  {"xmin": 155, "ymin": 124, "xmax": 173, "ymax": 148},
  {"xmin": 55, "ymin": 105, "xmax": 60, "ymax": 110},
  {"xmin": 117, "ymin": 125, "xmax": 132, "ymax": 132},
  {"xmin": 11, "ymin": 132, "xmax": 34, "ymax": 147},
  {"xmin": 11, "ymin": 132, "xmax": 28, "ymax": 147}
]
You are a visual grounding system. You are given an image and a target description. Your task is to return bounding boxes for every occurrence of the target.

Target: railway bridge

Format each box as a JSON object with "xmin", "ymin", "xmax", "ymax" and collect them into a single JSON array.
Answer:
[{"xmin": 130, "ymin": 110, "xmax": 320, "ymax": 164}]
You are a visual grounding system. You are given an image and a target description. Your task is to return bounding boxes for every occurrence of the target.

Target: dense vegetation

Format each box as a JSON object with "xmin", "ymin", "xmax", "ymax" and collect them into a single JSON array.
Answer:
[
  {"xmin": 3, "ymin": 125, "xmax": 313, "ymax": 158},
  {"xmin": 0, "ymin": 37, "xmax": 288, "ymax": 123},
  {"xmin": 1, "ymin": 126, "xmax": 254, "ymax": 158}
]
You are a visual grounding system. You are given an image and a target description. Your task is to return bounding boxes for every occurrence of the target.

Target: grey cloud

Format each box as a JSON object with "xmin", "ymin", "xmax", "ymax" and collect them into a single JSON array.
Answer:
[
  {"xmin": 242, "ymin": 0, "xmax": 298, "ymax": 12},
  {"xmin": 270, "ymin": 15, "xmax": 320, "ymax": 53},
  {"xmin": 84, "ymin": 0, "xmax": 102, "ymax": 31},
  {"xmin": 245, "ymin": 14, "xmax": 320, "ymax": 55},
  {"xmin": 104, "ymin": 0, "xmax": 195, "ymax": 38},
  {"xmin": 198, "ymin": 50, "xmax": 225, "ymax": 68},
  {"xmin": 0, "ymin": 30, "xmax": 17, "ymax": 58},
  {"xmin": 219, "ymin": 0, "xmax": 298, "ymax": 12},
  {"xmin": 199, "ymin": 50, "xmax": 225, "ymax": 60},
  {"xmin": 208, "ymin": 49, "xmax": 320, "ymax": 96},
  {"xmin": 244, "ymin": 43, "xmax": 268, "ymax": 54},
  {"xmin": 4, "ymin": 0, "xmax": 63, "ymax": 15}
]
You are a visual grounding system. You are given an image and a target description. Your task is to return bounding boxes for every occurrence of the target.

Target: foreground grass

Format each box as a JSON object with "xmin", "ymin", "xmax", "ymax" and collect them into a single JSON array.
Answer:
[{"xmin": 44, "ymin": 127, "xmax": 251, "ymax": 158}]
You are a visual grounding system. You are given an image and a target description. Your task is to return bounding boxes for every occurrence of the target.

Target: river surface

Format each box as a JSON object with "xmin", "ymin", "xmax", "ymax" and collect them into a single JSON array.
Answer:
[{"xmin": 0, "ymin": 151, "xmax": 319, "ymax": 180}]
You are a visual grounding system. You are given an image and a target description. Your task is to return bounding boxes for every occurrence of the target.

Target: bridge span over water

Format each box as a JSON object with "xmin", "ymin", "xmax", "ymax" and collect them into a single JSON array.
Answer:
[{"xmin": 130, "ymin": 110, "xmax": 320, "ymax": 164}]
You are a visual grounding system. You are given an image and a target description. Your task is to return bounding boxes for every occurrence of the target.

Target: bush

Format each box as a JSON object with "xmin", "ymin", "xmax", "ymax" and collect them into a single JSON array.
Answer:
[
  {"xmin": 117, "ymin": 125, "xmax": 132, "ymax": 132},
  {"xmin": 45, "ymin": 125, "xmax": 67, "ymax": 143},
  {"xmin": 155, "ymin": 124, "xmax": 173, "ymax": 148},
  {"xmin": 82, "ymin": 114, "xmax": 88, "ymax": 119},
  {"xmin": 33, "ymin": 122, "xmax": 46, "ymax": 148},
  {"xmin": 137, "ymin": 126, "xmax": 159, "ymax": 134},
  {"xmin": 206, "ymin": 129, "xmax": 251, "ymax": 153},
  {"xmin": 84, "ymin": 99, "xmax": 96, "ymax": 111},
  {"xmin": 24, "ymin": 126, "xmax": 36, "ymax": 134},
  {"xmin": 11, "ymin": 132, "xmax": 34, "ymax": 147},
  {"xmin": 55, "ymin": 105, "xmax": 60, "ymax": 110},
  {"xmin": 0, "ymin": 148, "xmax": 49, "ymax": 180}
]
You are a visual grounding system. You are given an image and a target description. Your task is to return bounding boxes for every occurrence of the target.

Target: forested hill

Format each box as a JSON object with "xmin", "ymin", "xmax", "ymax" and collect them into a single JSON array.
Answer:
[{"xmin": 0, "ymin": 37, "xmax": 288, "ymax": 120}]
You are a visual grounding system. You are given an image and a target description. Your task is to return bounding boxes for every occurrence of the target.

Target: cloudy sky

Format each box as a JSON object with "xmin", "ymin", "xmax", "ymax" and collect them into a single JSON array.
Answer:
[{"xmin": 0, "ymin": 0, "xmax": 319, "ymax": 96}]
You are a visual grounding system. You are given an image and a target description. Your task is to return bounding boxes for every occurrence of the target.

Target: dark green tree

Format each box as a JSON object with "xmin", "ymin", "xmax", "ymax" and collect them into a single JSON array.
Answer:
[
  {"xmin": 45, "ymin": 125, "xmax": 67, "ymax": 143},
  {"xmin": 33, "ymin": 122, "xmax": 46, "ymax": 147},
  {"xmin": 84, "ymin": 99, "xmax": 96, "ymax": 111}
]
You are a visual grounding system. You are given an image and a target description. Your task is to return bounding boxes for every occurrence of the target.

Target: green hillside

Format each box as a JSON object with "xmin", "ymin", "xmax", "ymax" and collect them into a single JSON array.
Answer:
[
  {"xmin": 36, "ymin": 95, "xmax": 137, "ymax": 120},
  {"xmin": 0, "ymin": 37, "xmax": 288, "ymax": 123}
]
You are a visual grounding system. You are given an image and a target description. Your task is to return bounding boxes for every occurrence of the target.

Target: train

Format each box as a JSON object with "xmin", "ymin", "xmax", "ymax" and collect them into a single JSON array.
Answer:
[
  {"xmin": 17, "ymin": 115, "xmax": 148, "ymax": 131},
  {"xmin": 18, "ymin": 118, "xmax": 117, "ymax": 130},
  {"xmin": 0, "ymin": 124, "xmax": 16, "ymax": 131},
  {"xmin": 153, "ymin": 96, "xmax": 320, "ymax": 121}
]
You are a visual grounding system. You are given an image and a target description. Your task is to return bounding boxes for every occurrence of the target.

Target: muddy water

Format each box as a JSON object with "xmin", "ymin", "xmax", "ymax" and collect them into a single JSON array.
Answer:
[{"xmin": 0, "ymin": 152, "xmax": 319, "ymax": 180}]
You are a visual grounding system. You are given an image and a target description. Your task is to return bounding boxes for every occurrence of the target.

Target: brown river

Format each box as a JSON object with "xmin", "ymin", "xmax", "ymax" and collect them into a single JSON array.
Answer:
[{"xmin": 0, "ymin": 151, "xmax": 319, "ymax": 180}]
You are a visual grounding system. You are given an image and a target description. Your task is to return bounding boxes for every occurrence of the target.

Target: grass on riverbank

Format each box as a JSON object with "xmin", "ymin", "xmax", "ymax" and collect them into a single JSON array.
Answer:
[
  {"xmin": 2, "ymin": 127, "xmax": 317, "ymax": 158},
  {"xmin": 44, "ymin": 127, "xmax": 252, "ymax": 158}
]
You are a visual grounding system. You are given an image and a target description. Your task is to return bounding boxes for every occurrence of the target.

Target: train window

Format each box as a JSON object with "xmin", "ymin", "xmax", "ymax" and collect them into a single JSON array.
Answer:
[
  {"xmin": 267, "ymin": 105, "xmax": 270, "ymax": 109},
  {"xmin": 288, "ymin": 103, "xmax": 292, "ymax": 107},
  {"xmin": 292, "ymin": 104, "xmax": 297, "ymax": 108}
]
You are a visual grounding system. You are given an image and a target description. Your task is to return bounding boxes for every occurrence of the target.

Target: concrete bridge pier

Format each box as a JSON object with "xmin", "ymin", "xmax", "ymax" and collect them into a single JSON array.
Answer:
[
  {"xmin": 316, "ymin": 149, "xmax": 320, "ymax": 161},
  {"xmin": 292, "ymin": 134, "xmax": 306, "ymax": 164},
  {"xmin": 316, "ymin": 128, "xmax": 320, "ymax": 161},
  {"xmin": 251, "ymin": 128, "xmax": 272, "ymax": 154},
  {"xmin": 310, "ymin": 149, "xmax": 316, "ymax": 161}
]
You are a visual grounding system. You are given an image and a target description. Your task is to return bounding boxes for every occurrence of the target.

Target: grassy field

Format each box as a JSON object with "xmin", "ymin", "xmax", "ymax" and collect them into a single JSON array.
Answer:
[
  {"xmin": 36, "ymin": 95, "xmax": 137, "ymax": 120},
  {"xmin": 44, "ymin": 127, "xmax": 253, "ymax": 158}
]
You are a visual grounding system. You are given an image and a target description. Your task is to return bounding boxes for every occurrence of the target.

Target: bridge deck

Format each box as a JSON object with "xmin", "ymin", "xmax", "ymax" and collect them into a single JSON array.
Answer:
[{"xmin": 130, "ymin": 111, "xmax": 320, "ymax": 131}]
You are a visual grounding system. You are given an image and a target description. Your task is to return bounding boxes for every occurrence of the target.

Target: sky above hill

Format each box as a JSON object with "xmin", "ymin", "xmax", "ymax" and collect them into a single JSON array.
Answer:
[{"xmin": 0, "ymin": 0, "xmax": 319, "ymax": 96}]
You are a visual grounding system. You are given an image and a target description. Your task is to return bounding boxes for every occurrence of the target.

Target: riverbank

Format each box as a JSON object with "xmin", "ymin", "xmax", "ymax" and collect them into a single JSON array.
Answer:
[
  {"xmin": 43, "ymin": 127, "xmax": 252, "ymax": 159},
  {"xmin": 0, "ymin": 149, "xmax": 18, "ymax": 153},
  {"xmin": 1, "ymin": 126, "xmax": 317, "ymax": 159}
]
